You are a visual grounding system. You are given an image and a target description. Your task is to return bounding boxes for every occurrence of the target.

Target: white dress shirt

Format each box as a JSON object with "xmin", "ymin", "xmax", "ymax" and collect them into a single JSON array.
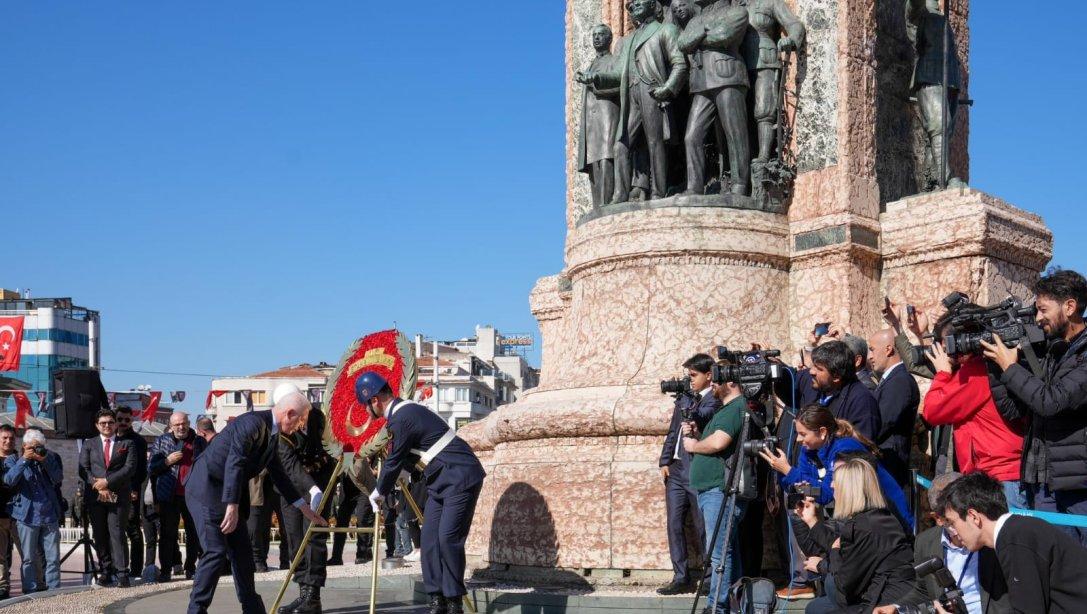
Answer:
[{"xmin": 942, "ymin": 530, "xmax": 982, "ymax": 614}]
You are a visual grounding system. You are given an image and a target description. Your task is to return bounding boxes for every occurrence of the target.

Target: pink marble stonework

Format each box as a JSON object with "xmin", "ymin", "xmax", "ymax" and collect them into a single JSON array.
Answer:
[{"xmin": 461, "ymin": 0, "xmax": 1051, "ymax": 585}]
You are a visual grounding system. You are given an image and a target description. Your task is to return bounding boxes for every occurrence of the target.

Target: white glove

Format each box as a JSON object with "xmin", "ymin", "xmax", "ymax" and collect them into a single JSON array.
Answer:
[
  {"xmin": 368, "ymin": 489, "xmax": 382, "ymax": 513},
  {"xmin": 309, "ymin": 486, "xmax": 323, "ymax": 513}
]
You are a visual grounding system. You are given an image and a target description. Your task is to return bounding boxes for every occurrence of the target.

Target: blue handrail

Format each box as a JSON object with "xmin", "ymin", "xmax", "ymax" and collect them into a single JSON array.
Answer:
[{"xmin": 915, "ymin": 474, "xmax": 1087, "ymax": 529}]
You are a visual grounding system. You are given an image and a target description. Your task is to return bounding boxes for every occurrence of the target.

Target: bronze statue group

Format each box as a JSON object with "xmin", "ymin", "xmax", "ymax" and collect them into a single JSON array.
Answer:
[{"xmin": 575, "ymin": 0, "xmax": 961, "ymax": 209}]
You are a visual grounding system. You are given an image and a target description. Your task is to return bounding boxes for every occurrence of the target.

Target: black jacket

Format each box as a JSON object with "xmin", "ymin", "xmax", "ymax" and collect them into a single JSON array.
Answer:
[
  {"xmin": 119, "ymin": 430, "xmax": 148, "ymax": 492},
  {"xmin": 996, "ymin": 514, "xmax": 1087, "ymax": 613},
  {"xmin": 874, "ymin": 365, "xmax": 920, "ymax": 484},
  {"xmin": 809, "ymin": 508, "xmax": 918, "ymax": 610},
  {"xmin": 659, "ymin": 390, "xmax": 722, "ymax": 474},
  {"xmin": 1000, "ymin": 330, "xmax": 1087, "ymax": 490},
  {"xmin": 913, "ymin": 526, "xmax": 1011, "ymax": 614},
  {"xmin": 825, "ymin": 379, "xmax": 883, "ymax": 442}
]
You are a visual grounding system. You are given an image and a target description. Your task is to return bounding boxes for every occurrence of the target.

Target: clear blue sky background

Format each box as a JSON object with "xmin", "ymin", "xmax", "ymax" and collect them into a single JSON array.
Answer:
[{"xmin": 1, "ymin": 2, "xmax": 1083, "ymax": 413}]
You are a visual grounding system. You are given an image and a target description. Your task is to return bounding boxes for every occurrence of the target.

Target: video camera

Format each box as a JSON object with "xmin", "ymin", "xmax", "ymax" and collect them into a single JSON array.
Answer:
[
  {"xmin": 895, "ymin": 557, "xmax": 967, "ymax": 614},
  {"xmin": 741, "ymin": 436, "xmax": 780, "ymax": 458},
  {"xmin": 660, "ymin": 377, "xmax": 692, "ymax": 396},
  {"xmin": 939, "ymin": 293, "xmax": 1044, "ymax": 356},
  {"xmin": 711, "ymin": 346, "xmax": 784, "ymax": 399}
]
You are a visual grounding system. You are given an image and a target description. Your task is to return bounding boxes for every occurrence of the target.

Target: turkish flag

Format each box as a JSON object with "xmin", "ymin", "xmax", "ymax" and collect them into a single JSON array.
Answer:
[
  {"xmin": 12, "ymin": 392, "xmax": 30, "ymax": 429},
  {"xmin": 141, "ymin": 391, "xmax": 162, "ymax": 422},
  {"xmin": 0, "ymin": 316, "xmax": 25, "ymax": 372}
]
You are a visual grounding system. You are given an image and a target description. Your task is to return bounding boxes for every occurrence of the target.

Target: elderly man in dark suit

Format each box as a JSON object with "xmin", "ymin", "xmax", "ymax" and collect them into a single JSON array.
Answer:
[
  {"xmin": 586, "ymin": 0, "xmax": 688, "ymax": 203},
  {"xmin": 79, "ymin": 408, "xmax": 139, "ymax": 587},
  {"xmin": 679, "ymin": 0, "xmax": 752, "ymax": 196},
  {"xmin": 185, "ymin": 391, "xmax": 326, "ymax": 614},
  {"xmin": 149, "ymin": 411, "xmax": 207, "ymax": 581},
  {"xmin": 868, "ymin": 328, "xmax": 920, "ymax": 487},
  {"xmin": 657, "ymin": 353, "xmax": 721, "ymax": 595}
]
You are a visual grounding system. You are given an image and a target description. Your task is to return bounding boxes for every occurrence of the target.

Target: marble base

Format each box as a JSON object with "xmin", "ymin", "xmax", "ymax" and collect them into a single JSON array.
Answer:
[{"xmin": 576, "ymin": 193, "xmax": 761, "ymax": 226}]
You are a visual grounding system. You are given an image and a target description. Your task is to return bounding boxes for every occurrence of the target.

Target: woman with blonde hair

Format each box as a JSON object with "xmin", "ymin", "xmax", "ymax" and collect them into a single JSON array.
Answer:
[{"xmin": 798, "ymin": 457, "xmax": 919, "ymax": 613}]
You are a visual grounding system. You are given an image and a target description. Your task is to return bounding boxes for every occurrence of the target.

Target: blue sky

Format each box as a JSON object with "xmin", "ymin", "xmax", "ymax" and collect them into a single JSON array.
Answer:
[{"xmin": 1, "ymin": 2, "xmax": 1083, "ymax": 413}]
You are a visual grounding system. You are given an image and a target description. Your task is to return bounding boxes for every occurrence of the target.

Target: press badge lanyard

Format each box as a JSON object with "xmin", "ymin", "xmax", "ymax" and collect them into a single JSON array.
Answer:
[{"xmin": 943, "ymin": 543, "xmax": 974, "ymax": 587}]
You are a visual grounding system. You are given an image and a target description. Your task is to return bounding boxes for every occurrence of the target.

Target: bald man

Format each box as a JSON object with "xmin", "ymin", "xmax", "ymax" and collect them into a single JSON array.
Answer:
[
  {"xmin": 185, "ymin": 393, "xmax": 326, "ymax": 614},
  {"xmin": 867, "ymin": 328, "xmax": 920, "ymax": 487},
  {"xmin": 149, "ymin": 411, "xmax": 206, "ymax": 581}
]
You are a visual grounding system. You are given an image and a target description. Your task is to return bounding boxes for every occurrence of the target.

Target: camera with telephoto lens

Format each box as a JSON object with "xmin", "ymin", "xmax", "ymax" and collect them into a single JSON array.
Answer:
[
  {"xmin": 786, "ymin": 483, "xmax": 822, "ymax": 508},
  {"xmin": 741, "ymin": 436, "xmax": 780, "ymax": 457},
  {"xmin": 894, "ymin": 557, "xmax": 967, "ymax": 614},
  {"xmin": 660, "ymin": 377, "xmax": 692, "ymax": 396},
  {"xmin": 940, "ymin": 294, "xmax": 1044, "ymax": 356}
]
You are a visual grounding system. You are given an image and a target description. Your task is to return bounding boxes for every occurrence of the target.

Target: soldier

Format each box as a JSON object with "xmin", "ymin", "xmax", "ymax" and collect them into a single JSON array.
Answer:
[
  {"xmin": 907, "ymin": 0, "xmax": 963, "ymax": 190},
  {"xmin": 679, "ymin": 0, "xmax": 752, "ymax": 196},
  {"xmin": 576, "ymin": 25, "xmax": 621, "ymax": 207},
  {"xmin": 357, "ymin": 372, "xmax": 485, "ymax": 614},
  {"xmin": 744, "ymin": 0, "xmax": 804, "ymax": 163},
  {"xmin": 584, "ymin": 0, "xmax": 688, "ymax": 203}
]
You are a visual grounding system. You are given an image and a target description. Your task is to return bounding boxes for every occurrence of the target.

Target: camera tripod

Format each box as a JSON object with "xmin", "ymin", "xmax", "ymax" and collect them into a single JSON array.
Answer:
[
  {"xmin": 59, "ymin": 497, "xmax": 100, "ymax": 585},
  {"xmin": 689, "ymin": 397, "xmax": 772, "ymax": 614}
]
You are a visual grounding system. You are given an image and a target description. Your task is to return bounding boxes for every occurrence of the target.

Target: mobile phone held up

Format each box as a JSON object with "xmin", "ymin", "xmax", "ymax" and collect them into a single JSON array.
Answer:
[{"xmin": 813, "ymin": 322, "xmax": 830, "ymax": 337}]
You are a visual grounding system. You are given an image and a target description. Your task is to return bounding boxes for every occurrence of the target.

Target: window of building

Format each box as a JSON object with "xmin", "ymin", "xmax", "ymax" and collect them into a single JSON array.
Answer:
[
  {"xmin": 252, "ymin": 391, "xmax": 267, "ymax": 405},
  {"xmin": 455, "ymin": 387, "xmax": 468, "ymax": 402}
]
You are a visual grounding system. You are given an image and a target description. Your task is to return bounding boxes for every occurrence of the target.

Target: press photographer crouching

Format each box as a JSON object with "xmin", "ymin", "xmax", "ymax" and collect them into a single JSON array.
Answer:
[
  {"xmin": 680, "ymin": 367, "xmax": 746, "ymax": 613},
  {"xmin": 936, "ymin": 472, "xmax": 1087, "ymax": 613},
  {"xmin": 792, "ymin": 455, "xmax": 918, "ymax": 613},
  {"xmin": 874, "ymin": 472, "xmax": 1012, "ymax": 614},
  {"xmin": 980, "ymin": 269, "xmax": 1087, "ymax": 547},
  {"xmin": 658, "ymin": 353, "xmax": 722, "ymax": 595}
]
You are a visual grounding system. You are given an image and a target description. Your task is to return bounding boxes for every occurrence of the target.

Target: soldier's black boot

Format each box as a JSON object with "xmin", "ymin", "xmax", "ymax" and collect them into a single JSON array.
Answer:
[
  {"xmin": 279, "ymin": 585, "xmax": 322, "ymax": 614},
  {"xmin": 427, "ymin": 593, "xmax": 448, "ymax": 614},
  {"xmin": 447, "ymin": 596, "xmax": 465, "ymax": 614}
]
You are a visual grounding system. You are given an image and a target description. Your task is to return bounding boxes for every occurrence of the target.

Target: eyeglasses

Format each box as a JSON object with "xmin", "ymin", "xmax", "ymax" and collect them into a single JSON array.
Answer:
[{"xmin": 98, "ymin": 420, "xmax": 115, "ymax": 426}]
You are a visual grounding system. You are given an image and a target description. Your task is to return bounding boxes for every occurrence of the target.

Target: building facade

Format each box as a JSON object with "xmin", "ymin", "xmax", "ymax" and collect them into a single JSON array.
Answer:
[
  {"xmin": 207, "ymin": 363, "xmax": 332, "ymax": 431},
  {"xmin": 0, "ymin": 291, "xmax": 100, "ymax": 415}
]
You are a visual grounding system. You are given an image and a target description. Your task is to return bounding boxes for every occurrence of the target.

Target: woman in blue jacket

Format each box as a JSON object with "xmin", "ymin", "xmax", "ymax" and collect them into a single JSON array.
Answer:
[{"xmin": 759, "ymin": 404, "xmax": 914, "ymax": 531}]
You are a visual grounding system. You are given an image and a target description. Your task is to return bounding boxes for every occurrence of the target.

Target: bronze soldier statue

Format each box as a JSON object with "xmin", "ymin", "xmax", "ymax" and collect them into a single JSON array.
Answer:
[
  {"xmin": 679, "ymin": 0, "xmax": 751, "ymax": 196},
  {"xmin": 907, "ymin": 0, "xmax": 963, "ymax": 190},
  {"xmin": 585, "ymin": 0, "xmax": 688, "ymax": 202},
  {"xmin": 576, "ymin": 25, "xmax": 621, "ymax": 207},
  {"xmin": 744, "ymin": 0, "xmax": 804, "ymax": 163}
]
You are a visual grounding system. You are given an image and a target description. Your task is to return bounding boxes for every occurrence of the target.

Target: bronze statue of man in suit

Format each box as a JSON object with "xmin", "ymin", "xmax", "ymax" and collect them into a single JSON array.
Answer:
[
  {"xmin": 907, "ymin": 0, "xmax": 963, "ymax": 190},
  {"xmin": 576, "ymin": 25, "xmax": 621, "ymax": 207},
  {"xmin": 584, "ymin": 0, "xmax": 688, "ymax": 203},
  {"xmin": 679, "ymin": 0, "xmax": 751, "ymax": 196}
]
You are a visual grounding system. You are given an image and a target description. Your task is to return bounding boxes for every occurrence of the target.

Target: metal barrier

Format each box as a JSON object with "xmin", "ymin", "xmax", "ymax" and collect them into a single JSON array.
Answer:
[{"xmin": 915, "ymin": 473, "xmax": 1087, "ymax": 529}]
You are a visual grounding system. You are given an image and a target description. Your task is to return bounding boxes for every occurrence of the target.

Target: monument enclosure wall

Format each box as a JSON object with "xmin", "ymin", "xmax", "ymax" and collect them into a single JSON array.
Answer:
[{"xmin": 460, "ymin": 0, "xmax": 1052, "ymax": 583}]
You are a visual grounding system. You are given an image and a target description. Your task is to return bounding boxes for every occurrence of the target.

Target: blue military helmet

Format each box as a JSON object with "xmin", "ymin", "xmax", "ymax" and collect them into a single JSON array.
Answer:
[{"xmin": 354, "ymin": 371, "xmax": 389, "ymax": 404}]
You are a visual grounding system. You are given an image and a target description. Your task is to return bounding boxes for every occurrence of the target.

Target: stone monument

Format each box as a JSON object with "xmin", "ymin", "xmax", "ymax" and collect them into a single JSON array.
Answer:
[{"xmin": 460, "ymin": 0, "xmax": 1053, "ymax": 586}]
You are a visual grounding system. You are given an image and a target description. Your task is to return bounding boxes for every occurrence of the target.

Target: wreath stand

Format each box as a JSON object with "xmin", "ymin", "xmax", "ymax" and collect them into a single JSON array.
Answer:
[{"xmin": 269, "ymin": 454, "xmax": 476, "ymax": 614}]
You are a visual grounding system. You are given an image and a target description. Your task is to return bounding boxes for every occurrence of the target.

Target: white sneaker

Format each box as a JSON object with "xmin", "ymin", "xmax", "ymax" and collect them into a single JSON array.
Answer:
[{"xmin": 403, "ymin": 550, "xmax": 421, "ymax": 562}]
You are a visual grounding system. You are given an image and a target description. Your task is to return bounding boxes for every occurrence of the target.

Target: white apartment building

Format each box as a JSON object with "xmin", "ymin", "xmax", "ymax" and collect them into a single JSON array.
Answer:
[{"xmin": 207, "ymin": 363, "xmax": 332, "ymax": 430}]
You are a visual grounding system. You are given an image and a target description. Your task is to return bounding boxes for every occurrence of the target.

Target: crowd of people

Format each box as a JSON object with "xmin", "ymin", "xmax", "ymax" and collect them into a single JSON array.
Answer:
[
  {"xmin": 0, "ymin": 389, "xmax": 429, "ymax": 612},
  {"xmin": 659, "ymin": 268, "xmax": 1087, "ymax": 613}
]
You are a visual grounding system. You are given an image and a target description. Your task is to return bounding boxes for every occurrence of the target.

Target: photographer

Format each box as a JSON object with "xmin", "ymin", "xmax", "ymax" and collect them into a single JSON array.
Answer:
[
  {"xmin": 937, "ymin": 471, "xmax": 1087, "ymax": 613},
  {"xmin": 760, "ymin": 404, "xmax": 913, "ymax": 530},
  {"xmin": 796, "ymin": 456, "xmax": 918, "ymax": 614},
  {"xmin": 658, "ymin": 353, "xmax": 723, "ymax": 595},
  {"xmin": 3, "ymin": 429, "xmax": 64, "ymax": 593},
  {"xmin": 680, "ymin": 374, "xmax": 746, "ymax": 612},
  {"xmin": 922, "ymin": 328, "xmax": 1026, "ymax": 509},
  {"xmin": 807, "ymin": 341, "xmax": 882, "ymax": 441},
  {"xmin": 981, "ymin": 269, "xmax": 1087, "ymax": 546}
]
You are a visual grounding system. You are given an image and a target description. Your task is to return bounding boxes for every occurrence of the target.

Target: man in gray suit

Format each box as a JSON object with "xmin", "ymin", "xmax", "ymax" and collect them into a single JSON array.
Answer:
[
  {"xmin": 79, "ymin": 408, "xmax": 139, "ymax": 586},
  {"xmin": 587, "ymin": 0, "xmax": 688, "ymax": 203},
  {"xmin": 679, "ymin": 0, "xmax": 752, "ymax": 196}
]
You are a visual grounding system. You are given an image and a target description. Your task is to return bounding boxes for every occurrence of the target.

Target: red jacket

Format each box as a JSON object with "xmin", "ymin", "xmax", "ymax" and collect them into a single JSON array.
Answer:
[{"xmin": 922, "ymin": 356, "xmax": 1024, "ymax": 481}]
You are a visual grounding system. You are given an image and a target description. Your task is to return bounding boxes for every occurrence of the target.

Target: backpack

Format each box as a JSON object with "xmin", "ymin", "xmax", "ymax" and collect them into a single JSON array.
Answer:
[{"xmin": 727, "ymin": 577, "xmax": 777, "ymax": 614}]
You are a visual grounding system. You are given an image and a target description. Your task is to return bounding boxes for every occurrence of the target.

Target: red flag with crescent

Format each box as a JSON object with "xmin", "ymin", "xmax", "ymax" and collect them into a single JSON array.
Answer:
[
  {"xmin": 0, "ymin": 317, "xmax": 25, "ymax": 372},
  {"xmin": 323, "ymin": 329, "xmax": 416, "ymax": 459}
]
